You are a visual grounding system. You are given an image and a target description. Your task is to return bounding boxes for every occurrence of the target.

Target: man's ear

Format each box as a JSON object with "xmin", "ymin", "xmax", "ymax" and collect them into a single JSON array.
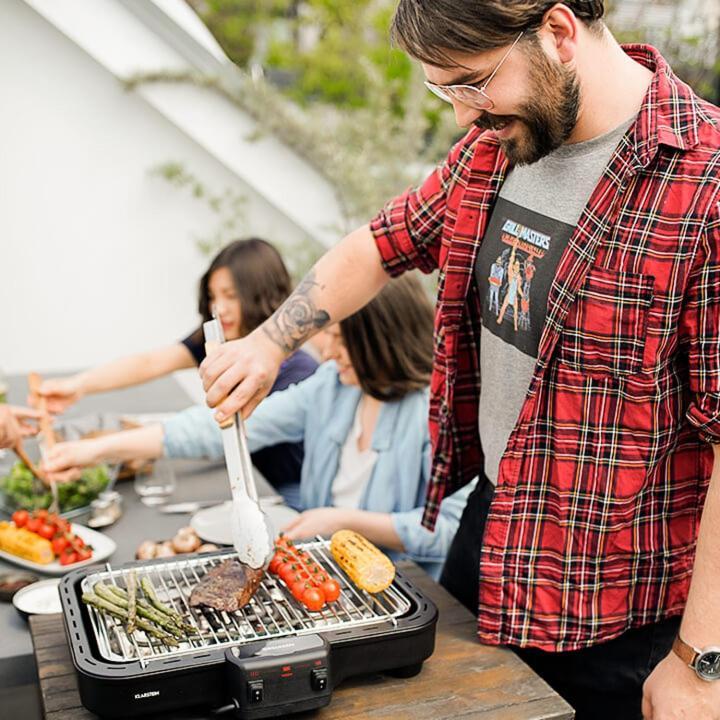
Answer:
[{"xmin": 540, "ymin": 3, "xmax": 580, "ymax": 65}]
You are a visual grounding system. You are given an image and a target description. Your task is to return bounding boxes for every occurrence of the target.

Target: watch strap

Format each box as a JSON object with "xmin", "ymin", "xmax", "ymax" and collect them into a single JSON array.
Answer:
[{"xmin": 673, "ymin": 635, "xmax": 699, "ymax": 668}]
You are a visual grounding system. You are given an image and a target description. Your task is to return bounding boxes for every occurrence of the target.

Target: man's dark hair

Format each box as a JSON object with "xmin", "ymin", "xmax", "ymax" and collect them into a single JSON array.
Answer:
[
  {"xmin": 391, "ymin": 1, "xmax": 605, "ymax": 67},
  {"xmin": 198, "ymin": 238, "xmax": 292, "ymax": 335},
  {"xmin": 340, "ymin": 274, "xmax": 434, "ymax": 401}
]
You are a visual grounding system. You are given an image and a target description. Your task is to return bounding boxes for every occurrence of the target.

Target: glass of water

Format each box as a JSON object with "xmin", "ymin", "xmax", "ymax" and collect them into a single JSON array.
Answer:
[{"xmin": 134, "ymin": 459, "xmax": 176, "ymax": 506}]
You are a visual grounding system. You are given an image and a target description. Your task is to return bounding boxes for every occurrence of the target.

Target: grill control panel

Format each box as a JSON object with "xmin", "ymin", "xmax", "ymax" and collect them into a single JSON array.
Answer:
[{"xmin": 225, "ymin": 634, "xmax": 332, "ymax": 718}]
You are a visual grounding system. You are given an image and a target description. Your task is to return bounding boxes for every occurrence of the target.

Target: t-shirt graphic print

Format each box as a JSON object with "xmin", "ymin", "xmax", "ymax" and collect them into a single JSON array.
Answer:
[{"xmin": 476, "ymin": 197, "xmax": 573, "ymax": 359}]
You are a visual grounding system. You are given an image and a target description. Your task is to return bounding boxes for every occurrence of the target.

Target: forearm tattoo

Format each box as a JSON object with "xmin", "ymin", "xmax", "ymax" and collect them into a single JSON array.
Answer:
[{"xmin": 262, "ymin": 270, "xmax": 331, "ymax": 353}]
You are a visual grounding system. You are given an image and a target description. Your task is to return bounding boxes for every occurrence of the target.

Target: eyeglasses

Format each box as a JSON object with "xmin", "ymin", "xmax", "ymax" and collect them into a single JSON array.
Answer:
[{"xmin": 424, "ymin": 32, "xmax": 524, "ymax": 111}]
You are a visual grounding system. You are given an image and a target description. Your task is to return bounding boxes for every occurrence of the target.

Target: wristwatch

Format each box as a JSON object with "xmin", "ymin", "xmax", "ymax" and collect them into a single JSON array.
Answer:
[{"xmin": 672, "ymin": 635, "xmax": 720, "ymax": 681}]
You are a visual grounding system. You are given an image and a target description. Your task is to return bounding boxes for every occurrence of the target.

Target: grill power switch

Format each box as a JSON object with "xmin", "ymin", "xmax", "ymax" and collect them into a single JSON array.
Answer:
[
  {"xmin": 247, "ymin": 680, "xmax": 264, "ymax": 704},
  {"xmin": 311, "ymin": 668, "xmax": 328, "ymax": 692}
]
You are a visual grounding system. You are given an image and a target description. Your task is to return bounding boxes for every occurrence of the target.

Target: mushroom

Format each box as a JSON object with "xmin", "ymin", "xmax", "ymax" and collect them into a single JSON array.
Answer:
[
  {"xmin": 196, "ymin": 543, "xmax": 219, "ymax": 554},
  {"xmin": 171, "ymin": 527, "xmax": 201, "ymax": 554},
  {"xmin": 135, "ymin": 540, "xmax": 158, "ymax": 561},
  {"xmin": 155, "ymin": 541, "xmax": 176, "ymax": 558}
]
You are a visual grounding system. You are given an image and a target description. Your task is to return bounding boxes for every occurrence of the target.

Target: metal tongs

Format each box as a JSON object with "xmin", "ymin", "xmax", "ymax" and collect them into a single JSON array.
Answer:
[{"xmin": 203, "ymin": 319, "xmax": 273, "ymax": 569}]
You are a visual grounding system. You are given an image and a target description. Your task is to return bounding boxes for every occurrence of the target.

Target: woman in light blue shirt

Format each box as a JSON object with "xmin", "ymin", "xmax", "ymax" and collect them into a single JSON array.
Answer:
[{"xmin": 45, "ymin": 276, "xmax": 473, "ymax": 577}]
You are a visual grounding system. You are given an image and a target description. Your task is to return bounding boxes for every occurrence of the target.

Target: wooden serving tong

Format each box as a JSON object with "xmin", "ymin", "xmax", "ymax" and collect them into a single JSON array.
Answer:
[{"xmin": 28, "ymin": 372, "xmax": 56, "ymax": 448}]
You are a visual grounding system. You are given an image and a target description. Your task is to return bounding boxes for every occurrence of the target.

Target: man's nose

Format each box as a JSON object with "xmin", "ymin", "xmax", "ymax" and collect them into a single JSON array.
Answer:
[{"xmin": 451, "ymin": 99, "xmax": 482, "ymax": 129}]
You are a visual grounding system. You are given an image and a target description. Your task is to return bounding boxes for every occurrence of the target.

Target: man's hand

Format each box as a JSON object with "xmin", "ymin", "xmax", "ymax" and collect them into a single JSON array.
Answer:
[
  {"xmin": 642, "ymin": 650, "xmax": 720, "ymax": 719},
  {"xmin": 0, "ymin": 405, "xmax": 42, "ymax": 449},
  {"xmin": 41, "ymin": 440, "xmax": 102, "ymax": 483},
  {"xmin": 200, "ymin": 329, "xmax": 286, "ymax": 421},
  {"xmin": 281, "ymin": 508, "xmax": 352, "ymax": 541}
]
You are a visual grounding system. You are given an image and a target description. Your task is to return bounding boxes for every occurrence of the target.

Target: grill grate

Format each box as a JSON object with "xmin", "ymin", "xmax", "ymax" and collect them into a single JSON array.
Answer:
[{"xmin": 81, "ymin": 540, "xmax": 411, "ymax": 667}]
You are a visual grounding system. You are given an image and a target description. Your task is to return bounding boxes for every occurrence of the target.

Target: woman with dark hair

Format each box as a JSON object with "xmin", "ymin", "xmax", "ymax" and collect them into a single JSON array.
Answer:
[
  {"xmin": 36, "ymin": 238, "xmax": 318, "ymax": 492},
  {"xmin": 44, "ymin": 275, "xmax": 473, "ymax": 575}
]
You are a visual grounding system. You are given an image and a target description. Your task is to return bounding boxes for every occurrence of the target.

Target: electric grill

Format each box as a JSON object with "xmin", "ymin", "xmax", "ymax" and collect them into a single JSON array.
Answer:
[{"xmin": 59, "ymin": 540, "xmax": 438, "ymax": 719}]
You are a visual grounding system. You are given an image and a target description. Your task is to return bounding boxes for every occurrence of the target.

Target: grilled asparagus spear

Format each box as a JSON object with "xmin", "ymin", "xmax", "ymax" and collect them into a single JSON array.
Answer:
[
  {"xmin": 82, "ymin": 592, "xmax": 178, "ymax": 646},
  {"xmin": 106, "ymin": 581, "xmax": 196, "ymax": 634},
  {"xmin": 126, "ymin": 571, "xmax": 138, "ymax": 635},
  {"xmin": 93, "ymin": 584, "xmax": 185, "ymax": 639},
  {"xmin": 140, "ymin": 576, "xmax": 186, "ymax": 624}
]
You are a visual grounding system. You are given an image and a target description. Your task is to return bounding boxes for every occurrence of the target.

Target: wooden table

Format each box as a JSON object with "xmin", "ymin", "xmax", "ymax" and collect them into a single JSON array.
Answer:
[{"xmin": 30, "ymin": 562, "xmax": 574, "ymax": 720}]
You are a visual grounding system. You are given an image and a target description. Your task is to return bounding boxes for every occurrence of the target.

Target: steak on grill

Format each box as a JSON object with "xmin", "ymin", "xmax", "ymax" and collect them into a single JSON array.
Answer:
[{"xmin": 189, "ymin": 559, "xmax": 265, "ymax": 612}]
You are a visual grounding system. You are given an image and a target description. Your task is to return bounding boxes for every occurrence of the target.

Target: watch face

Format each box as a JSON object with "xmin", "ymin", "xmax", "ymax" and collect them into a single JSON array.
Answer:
[{"xmin": 696, "ymin": 649, "xmax": 720, "ymax": 681}]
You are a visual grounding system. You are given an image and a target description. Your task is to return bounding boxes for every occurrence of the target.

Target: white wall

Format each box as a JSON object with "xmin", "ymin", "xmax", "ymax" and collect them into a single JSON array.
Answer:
[{"xmin": 0, "ymin": 0, "xmax": 318, "ymax": 374}]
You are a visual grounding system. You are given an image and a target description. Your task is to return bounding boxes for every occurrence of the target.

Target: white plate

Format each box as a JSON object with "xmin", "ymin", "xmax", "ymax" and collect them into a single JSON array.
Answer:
[
  {"xmin": 13, "ymin": 578, "xmax": 62, "ymax": 617},
  {"xmin": 0, "ymin": 523, "xmax": 117, "ymax": 576},
  {"xmin": 191, "ymin": 501, "xmax": 299, "ymax": 545}
]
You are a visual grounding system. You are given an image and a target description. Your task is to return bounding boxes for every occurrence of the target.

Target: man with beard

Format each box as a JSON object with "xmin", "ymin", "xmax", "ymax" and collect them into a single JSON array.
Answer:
[{"xmin": 200, "ymin": 2, "xmax": 720, "ymax": 718}]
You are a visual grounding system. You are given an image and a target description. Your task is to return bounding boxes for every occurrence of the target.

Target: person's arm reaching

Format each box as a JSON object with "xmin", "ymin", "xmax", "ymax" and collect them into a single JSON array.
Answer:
[
  {"xmin": 37, "ymin": 344, "xmax": 195, "ymax": 413},
  {"xmin": 200, "ymin": 225, "xmax": 389, "ymax": 422},
  {"xmin": 41, "ymin": 425, "xmax": 165, "ymax": 482}
]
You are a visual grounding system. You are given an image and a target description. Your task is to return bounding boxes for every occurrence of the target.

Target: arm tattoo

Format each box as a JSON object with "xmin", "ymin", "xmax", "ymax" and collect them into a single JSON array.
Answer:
[{"xmin": 262, "ymin": 270, "xmax": 331, "ymax": 353}]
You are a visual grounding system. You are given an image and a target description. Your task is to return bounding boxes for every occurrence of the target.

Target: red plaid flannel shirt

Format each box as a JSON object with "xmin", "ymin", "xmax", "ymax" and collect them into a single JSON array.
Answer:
[{"xmin": 370, "ymin": 46, "xmax": 720, "ymax": 651}]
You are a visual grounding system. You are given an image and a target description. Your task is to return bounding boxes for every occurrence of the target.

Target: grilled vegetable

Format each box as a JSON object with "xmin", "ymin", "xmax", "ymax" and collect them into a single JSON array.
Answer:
[
  {"xmin": 81, "ymin": 592, "xmax": 178, "ymax": 646},
  {"xmin": 139, "ymin": 577, "xmax": 194, "ymax": 631},
  {"xmin": 0, "ymin": 521, "xmax": 54, "ymax": 564},
  {"xmin": 330, "ymin": 530, "xmax": 395, "ymax": 593},
  {"xmin": 126, "ymin": 571, "xmax": 138, "ymax": 635},
  {"xmin": 107, "ymin": 581, "xmax": 197, "ymax": 634},
  {"xmin": 93, "ymin": 584, "xmax": 185, "ymax": 639}
]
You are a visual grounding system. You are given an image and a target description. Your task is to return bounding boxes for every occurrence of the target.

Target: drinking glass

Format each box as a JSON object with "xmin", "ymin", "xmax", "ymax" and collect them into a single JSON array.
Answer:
[{"xmin": 133, "ymin": 460, "xmax": 176, "ymax": 506}]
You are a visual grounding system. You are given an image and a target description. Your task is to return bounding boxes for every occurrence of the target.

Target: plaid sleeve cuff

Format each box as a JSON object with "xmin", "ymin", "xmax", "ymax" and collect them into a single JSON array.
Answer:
[
  {"xmin": 686, "ymin": 397, "xmax": 720, "ymax": 443},
  {"xmin": 370, "ymin": 193, "xmax": 439, "ymax": 277}
]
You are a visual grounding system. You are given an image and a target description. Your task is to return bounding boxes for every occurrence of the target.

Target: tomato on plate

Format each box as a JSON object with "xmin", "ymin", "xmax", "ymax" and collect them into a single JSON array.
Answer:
[
  {"xmin": 11, "ymin": 510, "xmax": 29, "ymax": 528},
  {"xmin": 302, "ymin": 587, "xmax": 326, "ymax": 612},
  {"xmin": 59, "ymin": 551, "xmax": 78, "ymax": 566},
  {"xmin": 37, "ymin": 523, "xmax": 55, "ymax": 540},
  {"xmin": 25, "ymin": 518, "xmax": 42, "ymax": 534},
  {"xmin": 75, "ymin": 547, "xmax": 92, "ymax": 562},
  {"xmin": 51, "ymin": 536, "xmax": 69, "ymax": 555}
]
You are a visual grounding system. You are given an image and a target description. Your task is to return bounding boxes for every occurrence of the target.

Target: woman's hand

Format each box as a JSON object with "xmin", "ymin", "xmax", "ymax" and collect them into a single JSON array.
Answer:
[
  {"xmin": 281, "ymin": 507, "xmax": 354, "ymax": 541},
  {"xmin": 0, "ymin": 405, "xmax": 42, "ymax": 449},
  {"xmin": 41, "ymin": 439, "xmax": 103, "ymax": 482},
  {"xmin": 35, "ymin": 376, "xmax": 85, "ymax": 414}
]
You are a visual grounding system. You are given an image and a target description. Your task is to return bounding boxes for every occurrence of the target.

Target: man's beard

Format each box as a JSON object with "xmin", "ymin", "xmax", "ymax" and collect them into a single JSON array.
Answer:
[{"xmin": 475, "ymin": 45, "xmax": 581, "ymax": 165}]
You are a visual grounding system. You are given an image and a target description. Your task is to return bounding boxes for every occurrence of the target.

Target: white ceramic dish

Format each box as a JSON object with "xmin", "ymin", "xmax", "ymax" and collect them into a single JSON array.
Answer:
[
  {"xmin": 13, "ymin": 578, "xmax": 62, "ymax": 618},
  {"xmin": 0, "ymin": 523, "xmax": 117, "ymax": 576},
  {"xmin": 191, "ymin": 501, "xmax": 299, "ymax": 545}
]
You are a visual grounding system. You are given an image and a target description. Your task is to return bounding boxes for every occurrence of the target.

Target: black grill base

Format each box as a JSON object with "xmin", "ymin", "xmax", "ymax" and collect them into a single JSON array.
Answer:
[{"xmin": 60, "ymin": 559, "xmax": 437, "ymax": 719}]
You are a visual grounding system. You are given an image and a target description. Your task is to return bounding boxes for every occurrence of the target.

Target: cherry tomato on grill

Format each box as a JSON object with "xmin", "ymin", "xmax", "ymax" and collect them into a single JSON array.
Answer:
[
  {"xmin": 321, "ymin": 579, "xmax": 341, "ymax": 603},
  {"xmin": 35, "ymin": 509, "xmax": 49, "ymax": 521},
  {"xmin": 302, "ymin": 587, "xmax": 326, "ymax": 612},
  {"xmin": 11, "ymin": 510, "xmax": 29, "ymax": 528},
  {"xmin": 277, "ymin": 561, "xmax": 296, "ymax": 583},
  {"xmin": 290, "ymin": 580, "xmax": 307, "ymax": 602},
  {"xmin": 268, "ymin": 553, "xmax": 283, "ymax": 575}
]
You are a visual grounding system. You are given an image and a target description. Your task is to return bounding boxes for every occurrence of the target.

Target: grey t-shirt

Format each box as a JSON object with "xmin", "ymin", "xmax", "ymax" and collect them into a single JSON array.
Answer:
[{"xmin": 475, "ymin": 118, "xmax": 635, "ymax": 484}]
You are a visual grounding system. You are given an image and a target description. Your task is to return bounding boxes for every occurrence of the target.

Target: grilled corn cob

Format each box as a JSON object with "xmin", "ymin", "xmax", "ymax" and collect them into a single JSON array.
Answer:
[
  {"xmin": 0, "ymin": 521, "xmax": 54, "ymax": 564},
  {"xmin": 330, "ymin": 530, "xmax": 395, "ymax": 593}
]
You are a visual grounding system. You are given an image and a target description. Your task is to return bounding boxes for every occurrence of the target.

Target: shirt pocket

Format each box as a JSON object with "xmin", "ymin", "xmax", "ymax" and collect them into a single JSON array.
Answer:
[{"xmin": 557, "ymin": 267, "xmax": 654, "ymax": 378}]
